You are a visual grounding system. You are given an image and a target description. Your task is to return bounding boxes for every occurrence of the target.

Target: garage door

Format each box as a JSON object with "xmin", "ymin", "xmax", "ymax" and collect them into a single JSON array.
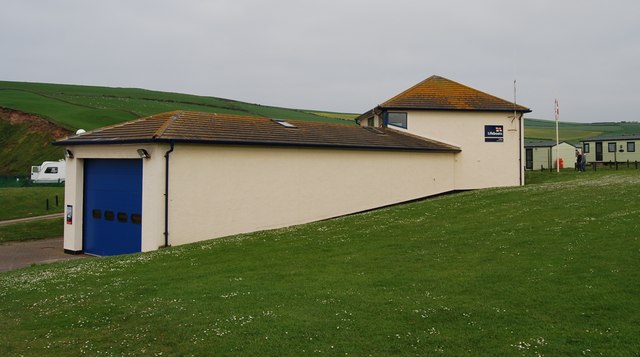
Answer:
[{"xmin": 83, "ymin": 159, "xmax": 143, "ymax": 256}]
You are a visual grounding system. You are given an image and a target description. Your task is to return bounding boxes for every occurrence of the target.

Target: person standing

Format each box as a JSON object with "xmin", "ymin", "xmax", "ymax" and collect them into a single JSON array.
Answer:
[{"xmin": 575, "ymin": 150, "xmax": 582, "ymax": 171}]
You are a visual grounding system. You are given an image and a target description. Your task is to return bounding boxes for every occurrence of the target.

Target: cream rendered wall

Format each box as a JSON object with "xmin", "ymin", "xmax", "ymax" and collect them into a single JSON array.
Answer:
[
  {"xmin": 531, "ymin": 143, "xmax": 577, "ymax": 169},
  {"xmin": 62, "ymin": 144, "xmax": 165, "ymax": 253},
  {"xmin": 389, "ymin": 111, "xmax": 523, "ymax": 189},
  {"xmin": 166, "ymin": 145, "xmax": 455, "ymax": 246}
]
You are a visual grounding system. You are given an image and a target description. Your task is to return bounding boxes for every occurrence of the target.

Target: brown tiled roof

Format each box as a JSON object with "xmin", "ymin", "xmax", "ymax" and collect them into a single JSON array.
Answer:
[
  {"xmin": 55, "ymin": 111, "xmax": 460, "ymax": 152},
  {"xmin": 379, "ymin": 75, "xmax": 531, "ymax": 112}
]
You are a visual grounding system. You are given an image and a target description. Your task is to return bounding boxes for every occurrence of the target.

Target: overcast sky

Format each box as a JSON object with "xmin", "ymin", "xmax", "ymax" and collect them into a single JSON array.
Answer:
[{"xmin": 2, "ymin": 0, "xmax": 639, "ymax": 122}]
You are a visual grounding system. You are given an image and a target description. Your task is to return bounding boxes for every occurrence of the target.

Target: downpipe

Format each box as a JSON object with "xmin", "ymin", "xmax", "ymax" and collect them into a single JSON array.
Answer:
[{"xmin": 164, "ymin": 141, "xmax": 174, "ymax": 248}]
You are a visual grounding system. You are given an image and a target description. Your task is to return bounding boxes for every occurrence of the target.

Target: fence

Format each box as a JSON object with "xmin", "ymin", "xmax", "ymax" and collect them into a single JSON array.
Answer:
[
  {"xmin": 529, "ymin": 160, "xmax": 640, "ymax": 172},
  {"xmin": 0, "ymin": 176, "xmax": 65, "ymax": 188}
]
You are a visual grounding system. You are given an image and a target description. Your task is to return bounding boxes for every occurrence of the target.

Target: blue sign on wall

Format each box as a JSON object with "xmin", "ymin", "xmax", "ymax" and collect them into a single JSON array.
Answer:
[{"xmin": 485, "ymin": 125, "xmax": 504, "ymax": 142}]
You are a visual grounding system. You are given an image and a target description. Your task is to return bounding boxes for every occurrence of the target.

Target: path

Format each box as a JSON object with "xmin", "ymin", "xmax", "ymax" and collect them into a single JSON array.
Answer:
[
  {"xmin": 0, "ymin": 213, "xmax": 64, "ymax": 226},
  {"xmin": 0, "ymin": 237, "xmax": 87, "ymax": 272}
]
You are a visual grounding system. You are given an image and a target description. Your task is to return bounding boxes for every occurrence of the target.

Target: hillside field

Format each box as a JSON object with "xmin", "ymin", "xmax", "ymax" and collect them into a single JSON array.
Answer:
[
  {"xmin": 1, "ymin": 81, "xmax": 640, "ymax": 175},
  {"xmin": 1, "ymin": 170, "xmax": 638, "ymax": 355},
  {"xmin": 524, "ymin": 117, "xmax": 640, "ymax": 143},
  {"xmin": 0, "ymin": 81, "xmax": 357, "ymax": 175}
]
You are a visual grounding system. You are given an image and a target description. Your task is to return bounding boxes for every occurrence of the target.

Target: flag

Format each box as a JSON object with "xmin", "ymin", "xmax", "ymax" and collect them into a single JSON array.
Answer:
[{"xmin": 555, "ymin": 99, "xmax": 559, "ymax": 121}]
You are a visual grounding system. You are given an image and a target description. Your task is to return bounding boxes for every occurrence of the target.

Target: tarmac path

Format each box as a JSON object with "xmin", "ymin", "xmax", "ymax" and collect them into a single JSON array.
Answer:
[
  {"xmin": 0, "ymin": 213, "xmax": 64, "ymax": 226},
  {"xmin": 0, "ymin": 237, "xmax": 87, "ymax": 272}
]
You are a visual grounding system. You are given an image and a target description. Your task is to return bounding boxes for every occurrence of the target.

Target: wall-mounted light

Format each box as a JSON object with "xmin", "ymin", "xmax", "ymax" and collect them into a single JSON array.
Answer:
[
  {"xmin": 619, "ymin": 145, "xmax": 625, "ymax": 153},
  {"xmin": 137, "ymin": 149, "xmax": 151, "ymax": 159},
  {"xmin": 64, "ymin": 149, "xmax": 74, "ymax": 159}
]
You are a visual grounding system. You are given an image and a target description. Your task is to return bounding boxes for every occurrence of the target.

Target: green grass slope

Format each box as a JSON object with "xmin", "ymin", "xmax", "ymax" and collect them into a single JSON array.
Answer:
[
  {"xmin": 0, "ymin": 81, "xmax": 352, "ymax": 131},
  {"xmin": 524, "ymin": 117, "xmax": 640, "ymax": 143},
  {"xmin": 1, "ymin": 171, "xmax": 638, "ymax": 355}
]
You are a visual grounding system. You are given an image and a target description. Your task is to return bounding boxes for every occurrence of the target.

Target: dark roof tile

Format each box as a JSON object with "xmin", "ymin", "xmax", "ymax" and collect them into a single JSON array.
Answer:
[
  {"xmin": 379, "ymin": 75, "xmax": 530, "ymax": 112},
  {"xmin": 55, "ymin": 111, "xmax": 460, "ymax": 152}
]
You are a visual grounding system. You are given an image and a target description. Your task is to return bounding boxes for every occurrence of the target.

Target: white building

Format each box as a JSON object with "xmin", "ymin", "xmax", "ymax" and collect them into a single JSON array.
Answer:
[{"xmin": 56, "ymin": 76, "xmax": 531, "ymax": 256}]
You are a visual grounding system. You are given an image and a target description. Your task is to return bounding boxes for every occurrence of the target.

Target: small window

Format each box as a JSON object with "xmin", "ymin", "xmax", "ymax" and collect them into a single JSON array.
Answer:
[
  {"xmin": 131, "ymin": 214, "xmax": 142, "ymax": 224},
  {"xmin": 117, "ymin": 212, "xmax": 128, "ymax": 223},
  {"xmin": 272, "ymin": 119, "xmax": 297, "ymax": 128},
  {"xmin": 104, "ymin": 210, "xmax": 115, "ymax": 221},
  {"xmin": 583, "ymin": 143, "xmax": 590, "ymax": 153},
  {"xmin": 386, "ymin": 112, "xmax": 407, "ymax": 129},
  {"xmin": 627, "ymin": 142, "xmax": 635, "ymax": 152},
  {"xmin": 608, "ymin": 142, "xmax": 616, "ymax": 152},
  {"xmin": 44, "ymin": 167, "xmax": 58, "ymax": 174},
  {"xmin": 367, "ymin": 117, "xmax": 374, "ymax": 127},
  {"xmin": 92, "ymin": 209, "xmax": 102, "ymax": 219}
]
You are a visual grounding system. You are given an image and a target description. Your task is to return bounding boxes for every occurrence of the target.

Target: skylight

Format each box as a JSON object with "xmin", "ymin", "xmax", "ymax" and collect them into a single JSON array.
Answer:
[{"xmin": 272, "ymin": 119, "xmax": 297, "ymax": 128}]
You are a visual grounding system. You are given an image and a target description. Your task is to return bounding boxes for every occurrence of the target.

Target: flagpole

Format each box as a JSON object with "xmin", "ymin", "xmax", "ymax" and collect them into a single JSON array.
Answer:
[{"xmin": 555, "ymin": 99, "xmax": 560, "ymax": 173}]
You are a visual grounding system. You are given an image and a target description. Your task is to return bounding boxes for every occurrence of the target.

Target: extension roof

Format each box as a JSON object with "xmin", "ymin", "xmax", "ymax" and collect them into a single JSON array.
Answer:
[
  {"xmin": 524, "ymin": 141, "xmax": 576, "ymax": 148},
  {"xmin": 54, "ymin": 111, "xmax": 460, "ymax": 152},
  {"xmin": 372, "ymin": 75, "xmax": 531, "ymax": 113}
]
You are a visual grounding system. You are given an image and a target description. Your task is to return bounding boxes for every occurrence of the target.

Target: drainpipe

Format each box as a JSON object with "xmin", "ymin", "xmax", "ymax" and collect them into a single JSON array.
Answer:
[
  {"xmin": 164, "ymin": 141, "xmax": 175, "ymax": 247},
  {"xmin": 519, "ymin": 114, "xmax": 523, "ymax": 185}
]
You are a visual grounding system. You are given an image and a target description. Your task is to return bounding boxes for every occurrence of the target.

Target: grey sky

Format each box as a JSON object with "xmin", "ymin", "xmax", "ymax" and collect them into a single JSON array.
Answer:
[{"xmin": 2, "ymin": 0, "xmax": 639, "ymax": 122}]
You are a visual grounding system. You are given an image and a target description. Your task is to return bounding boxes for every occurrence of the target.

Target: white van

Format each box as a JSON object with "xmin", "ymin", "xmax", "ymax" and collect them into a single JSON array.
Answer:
[{"xmin": 31, "ymin": 159, "xmax": 66, "ymax": 183}]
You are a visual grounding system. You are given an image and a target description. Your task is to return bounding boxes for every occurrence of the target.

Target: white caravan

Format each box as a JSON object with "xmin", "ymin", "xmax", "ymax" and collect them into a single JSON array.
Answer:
[{"xmin": 31, "ymin": 159, "xmax": 66, "ymax": 183}]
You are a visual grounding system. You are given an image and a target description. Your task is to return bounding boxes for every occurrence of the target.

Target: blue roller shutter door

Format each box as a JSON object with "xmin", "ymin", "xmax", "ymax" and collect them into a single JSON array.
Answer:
[{"xmin": 83, "ymin": 159, "xmax": 143, "ymax": 256}]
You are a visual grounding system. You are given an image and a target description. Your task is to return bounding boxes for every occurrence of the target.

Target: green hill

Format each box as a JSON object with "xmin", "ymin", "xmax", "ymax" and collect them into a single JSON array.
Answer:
[
  {"xmin": 524, "ymin": 117, "xmax": 640, "ymax": 143},
  {"xmin": 1, "ymin": 80, "xmax": 639, "ymax": 175},
  {"xmin": 0, "ymin": 81, "xmax": 357, "ymax": 175},
  {"xmin": 0, "ymin": 81, "xmax": 354, "ymax": 131},
  {"xmin": 1, "ymin": 171, "xmax": 638, "ymax": 355}
]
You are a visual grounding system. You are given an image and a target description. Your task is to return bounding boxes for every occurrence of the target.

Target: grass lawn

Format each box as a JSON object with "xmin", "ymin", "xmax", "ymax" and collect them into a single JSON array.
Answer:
[
  {"xmin": 0, "ymin": 218, "xmax": 63, "ymax": 243},
  {"xmin": 0, "ymin": 187, "xmax": 65, "ymax": 221},
  {"xmin": 0, "ymin": 172, "xmax": 638, "ymax": 355}
]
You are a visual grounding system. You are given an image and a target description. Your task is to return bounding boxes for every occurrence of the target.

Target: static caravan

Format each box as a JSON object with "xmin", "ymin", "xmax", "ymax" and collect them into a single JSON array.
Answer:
[
  {"xmin": 581, "ymin": 134, "xmax": 640, "ymax": 163},
  {"xmin": 524, "ymin": 141, "xmax": 577, "ymax": 170}
]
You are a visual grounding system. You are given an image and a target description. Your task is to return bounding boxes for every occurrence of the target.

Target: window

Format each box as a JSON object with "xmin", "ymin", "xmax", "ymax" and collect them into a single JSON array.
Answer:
[
  {"xmin": 272, "ymin": 119, "xmax": 297, "ymax": 128},
  {"xmin": 367, "ymin": 117, "xmax": 374, "ymax": 127},
  {"xmin": 583, "ymin": 143, "xmax": 590, "ymax": 153},
  {"xmin": 627, "ymin": 142, "xmax": 635, "ymax": 152},
  {"xmin": 44, "ymin": 167, "xmax": 58, "ymax": 174},
  {"xmin": 386, "ymin": 112, "xmax": 407, "ymax": 129},
  {"xmin": 608, "ymin": 142, "xmax": 616, "ymax": 152},
  {"xmin": 104, "ymin": 210, "xmax": 115, "ymax": 221},
  {"xmin": 92, "ymin": 209, "xmax": 102, "ymax": 219},
  {"xmin": 117, "ymin": 212, "xmax": 128, "ymax": 223},
  {"xmin": 131, "ymin": 214, "xmax": 142, "ymax": 225}
]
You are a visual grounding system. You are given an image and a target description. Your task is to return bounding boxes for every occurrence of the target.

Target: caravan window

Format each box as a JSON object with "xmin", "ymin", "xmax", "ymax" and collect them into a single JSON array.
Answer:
[
  {"xmin": 627, "ymin": 142, "xmax": 636, "ymax": 152},
  {"xmin": 608, "ymin": 143, "xmax": 616, "ymax": 152},
  {"xmin": 44, "ymin": 167, "xmax": 58, "ymax": 174}
]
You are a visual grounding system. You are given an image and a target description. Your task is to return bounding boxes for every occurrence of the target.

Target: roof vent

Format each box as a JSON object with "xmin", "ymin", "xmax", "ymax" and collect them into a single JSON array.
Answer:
[{"xmin": 272, "ymin": 119, "xmax": 297, "ymax": 128}]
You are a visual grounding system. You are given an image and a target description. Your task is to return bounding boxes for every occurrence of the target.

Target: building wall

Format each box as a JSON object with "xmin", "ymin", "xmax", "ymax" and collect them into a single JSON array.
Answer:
[
  {"xmin": 62, "ymin": 144, "xmax": 164, "ymax": 253},
  {"xmin": 64, "ymin": 143, "xmax": 456, "ymax": 252},
  {"xmin": 382, "ymin": 111, "xmax": 524, "ymax": 189},
  {"xmin": 166, "ymin": 145, "xmax": 455, "ymax": 247}
]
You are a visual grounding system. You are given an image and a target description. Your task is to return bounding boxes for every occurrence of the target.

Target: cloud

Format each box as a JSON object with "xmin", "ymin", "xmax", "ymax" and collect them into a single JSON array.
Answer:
[{"xmin": 1, "ymin": 0, "xmax": 639, "ymax": 122}]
